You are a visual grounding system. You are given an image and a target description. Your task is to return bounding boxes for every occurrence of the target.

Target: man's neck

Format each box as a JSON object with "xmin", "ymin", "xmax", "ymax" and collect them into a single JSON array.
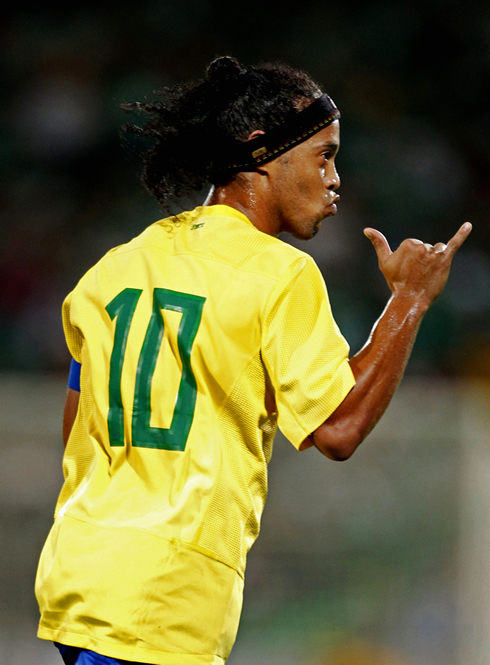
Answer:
[{"xmin": 203, "ymin": 178, "xmax": 280, "ymax": 237}]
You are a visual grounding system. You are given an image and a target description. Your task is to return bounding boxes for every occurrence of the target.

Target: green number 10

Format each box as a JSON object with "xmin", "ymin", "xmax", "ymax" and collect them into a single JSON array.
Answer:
[{"xmin": 105, "ymin": 287, "xmax": 205, "ymax": 451}]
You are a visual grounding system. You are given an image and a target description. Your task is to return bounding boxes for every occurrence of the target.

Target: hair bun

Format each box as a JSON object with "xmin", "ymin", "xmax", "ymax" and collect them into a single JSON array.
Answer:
[{"xmin": 206, "ymin": 56, "xmax": 243, "ymax": 90}]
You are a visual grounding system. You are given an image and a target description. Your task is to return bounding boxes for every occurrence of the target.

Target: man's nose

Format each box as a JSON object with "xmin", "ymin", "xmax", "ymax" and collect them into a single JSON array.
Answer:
[{"xmin": 325, "ymin": 163, "xmax": 340, "ymax": 190}]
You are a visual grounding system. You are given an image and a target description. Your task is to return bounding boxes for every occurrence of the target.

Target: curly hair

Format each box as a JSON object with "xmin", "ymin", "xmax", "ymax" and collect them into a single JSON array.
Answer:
[{"xmin": 120, "ymin": 56, "xmax": 322, "ymax": 212}]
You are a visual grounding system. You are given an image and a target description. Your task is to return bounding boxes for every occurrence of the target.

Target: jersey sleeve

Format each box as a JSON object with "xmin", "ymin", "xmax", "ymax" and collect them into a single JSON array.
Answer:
[
  {"xmin": 62, "ymin": 291, "xmax": 84, "ymax": 364},
  {"xmin": 261, "ymin": 255, "xmax": 356, "ymax": 450}
]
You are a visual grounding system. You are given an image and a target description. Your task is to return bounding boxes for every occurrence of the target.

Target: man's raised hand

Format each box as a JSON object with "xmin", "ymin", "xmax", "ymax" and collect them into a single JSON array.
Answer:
[{"xmin": 363, "ymin": 222, "xmax": 472, "ymax": 308}]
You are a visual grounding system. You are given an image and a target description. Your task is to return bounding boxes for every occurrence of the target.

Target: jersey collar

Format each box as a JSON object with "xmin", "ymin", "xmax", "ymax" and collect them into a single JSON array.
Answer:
[{"xmin": 197, "ymin": 204, "xmax": 255, "ymax": 228}]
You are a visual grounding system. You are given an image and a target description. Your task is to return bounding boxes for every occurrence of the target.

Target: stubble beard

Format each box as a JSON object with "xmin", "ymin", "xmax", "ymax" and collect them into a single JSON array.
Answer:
[{"xmin": 310, "ymin": 222, "xmax": 321, "ymax": 238}]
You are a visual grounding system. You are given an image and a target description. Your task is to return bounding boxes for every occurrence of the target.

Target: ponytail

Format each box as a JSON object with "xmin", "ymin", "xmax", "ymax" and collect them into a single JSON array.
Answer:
[{"xmin": 121, "ymin": 56, "xmax": 322, "ymax": 211}]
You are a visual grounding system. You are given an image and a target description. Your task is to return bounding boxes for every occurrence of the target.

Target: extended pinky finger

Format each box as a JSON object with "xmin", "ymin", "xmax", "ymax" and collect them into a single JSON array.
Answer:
[{"xmin": 446, "ymin": 222, "xmax": 472, "ymax": 257}]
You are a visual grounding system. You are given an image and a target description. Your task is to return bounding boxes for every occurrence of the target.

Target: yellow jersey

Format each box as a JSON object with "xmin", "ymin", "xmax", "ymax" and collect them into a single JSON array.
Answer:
[{"xmin": 35, "ymin": 204, "xmax": 355, "ymax": 665}]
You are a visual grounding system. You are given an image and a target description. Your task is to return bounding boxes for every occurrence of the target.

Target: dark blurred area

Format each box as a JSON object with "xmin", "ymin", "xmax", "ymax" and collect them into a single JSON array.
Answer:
[
  {"xmin": 1, "ymin": 5, "xmax": 490, "ymax": 664},
  {"xmin": 1, "ymin": 0, "xmax": 489, "ymax": 377}
]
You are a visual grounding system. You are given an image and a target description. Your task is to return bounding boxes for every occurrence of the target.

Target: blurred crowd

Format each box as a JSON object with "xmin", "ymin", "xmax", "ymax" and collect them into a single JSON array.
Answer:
[{"xmin": 1, "ymin": 0, "xmax": 490, "ymax": 376}]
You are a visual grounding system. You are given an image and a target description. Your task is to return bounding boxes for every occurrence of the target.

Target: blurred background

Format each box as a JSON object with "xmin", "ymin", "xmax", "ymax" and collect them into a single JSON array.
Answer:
[{"xmin": 0, "ymin": 1, "xmax": 489, "ymax": 663}]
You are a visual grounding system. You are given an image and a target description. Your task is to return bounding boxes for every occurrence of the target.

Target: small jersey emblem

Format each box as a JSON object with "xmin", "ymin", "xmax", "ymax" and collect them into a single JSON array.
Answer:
[{"xmin": 191, "ymin": 223, "xmax": 205, "ymax": 230}]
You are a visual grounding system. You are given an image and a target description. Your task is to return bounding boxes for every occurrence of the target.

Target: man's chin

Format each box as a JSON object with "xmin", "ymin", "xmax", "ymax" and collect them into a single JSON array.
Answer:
[
  {"xmin": 288, "ymin": 214, "xmax": 326, "ymax": 241},
  {"xmin": 310, "ymin": 222, "xmax": 321, "ymax": 238},
  {"xmin": 306, "ymin": 206, "xmax": 337, "ymax": 238},
  {"xmin": 307, "ymin": 214, "xmax": 327, "ymax": 239}
]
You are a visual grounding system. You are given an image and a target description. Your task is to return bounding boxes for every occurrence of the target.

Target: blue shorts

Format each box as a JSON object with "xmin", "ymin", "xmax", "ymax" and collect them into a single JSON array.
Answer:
[{"xmin": 55, "ymin": 643, "xmax": 149, "ymax": 665}]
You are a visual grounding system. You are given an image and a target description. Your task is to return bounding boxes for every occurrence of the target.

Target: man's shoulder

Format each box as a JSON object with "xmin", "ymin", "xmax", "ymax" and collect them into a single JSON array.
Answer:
[
  {"xmin": 170, "ymin": 204, "xmax": 314, "ymax": 280},
  {"xmin": 70, "ymin": 204, "xmax": 315, "ymax": 294}
]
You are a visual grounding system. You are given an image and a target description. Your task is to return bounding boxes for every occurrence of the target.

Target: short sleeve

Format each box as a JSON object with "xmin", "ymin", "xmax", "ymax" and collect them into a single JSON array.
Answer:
[
  {"xmin": 262, "ymin": 256, "xmax": 356, "ymax": 449},
  {"xmin": 62, "ymin": 291, "xmax": 84, "ymax": 363}
]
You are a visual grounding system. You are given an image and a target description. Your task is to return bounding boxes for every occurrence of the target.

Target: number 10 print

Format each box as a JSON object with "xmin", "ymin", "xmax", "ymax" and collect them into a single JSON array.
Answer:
[{"xmin": 105, "ymin": 288, "xmax": 206, "ymax": 451}]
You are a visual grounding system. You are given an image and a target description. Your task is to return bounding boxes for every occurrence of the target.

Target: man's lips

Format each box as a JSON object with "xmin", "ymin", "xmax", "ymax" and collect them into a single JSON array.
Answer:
[{"xmin": 325, "ymin": 195, "xmax": 340, "ymax": 213}]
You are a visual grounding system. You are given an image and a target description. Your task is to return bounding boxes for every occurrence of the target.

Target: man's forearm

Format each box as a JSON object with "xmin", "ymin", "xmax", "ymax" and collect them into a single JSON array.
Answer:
[
  {"xmin": 310, "ymin": 221, "xmax": 471, "ymax": 461},
  {"xmin": 312, "ymin": 293, "xmax": 428, "ymax": 460},
  {"xmin": 63, "ymin": 387, "xmax": 80, "ymax": 447}
]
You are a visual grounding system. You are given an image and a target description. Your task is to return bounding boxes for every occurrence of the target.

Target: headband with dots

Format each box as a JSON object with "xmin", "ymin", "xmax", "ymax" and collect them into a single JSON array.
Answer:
[{"xmin": 214, "ymin": 93, "xmax": 340, "ymax": 175}]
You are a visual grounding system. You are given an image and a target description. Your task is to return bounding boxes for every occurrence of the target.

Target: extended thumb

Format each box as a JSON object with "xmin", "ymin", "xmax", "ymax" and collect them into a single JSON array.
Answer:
[{"xmin": 363, "ymin": 227, "xmax": 392, "ymax": 260}]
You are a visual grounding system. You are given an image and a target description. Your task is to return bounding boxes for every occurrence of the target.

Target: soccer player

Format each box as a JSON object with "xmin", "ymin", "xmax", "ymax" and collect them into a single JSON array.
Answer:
[{"xmin": 35, "ymin": 56, "xmax": 471, "ymax": 665}]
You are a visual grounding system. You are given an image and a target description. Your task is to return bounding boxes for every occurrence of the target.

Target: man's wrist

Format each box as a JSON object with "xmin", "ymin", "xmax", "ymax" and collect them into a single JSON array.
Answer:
[{"xmin": 389, "ymin": 290, "xmax": 431, "ymax": 318}]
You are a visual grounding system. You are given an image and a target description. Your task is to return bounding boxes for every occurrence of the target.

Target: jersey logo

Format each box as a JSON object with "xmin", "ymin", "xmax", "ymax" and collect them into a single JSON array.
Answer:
[{"xmin": 105, "ymin": 288, "xmax": 205, "ymax": 451}]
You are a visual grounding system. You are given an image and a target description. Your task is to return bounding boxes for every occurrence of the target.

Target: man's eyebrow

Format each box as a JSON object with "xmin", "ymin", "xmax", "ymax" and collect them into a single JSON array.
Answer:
[{"xmin": 320, "ymin": 141, "xmax": 339, "ymax": 152}]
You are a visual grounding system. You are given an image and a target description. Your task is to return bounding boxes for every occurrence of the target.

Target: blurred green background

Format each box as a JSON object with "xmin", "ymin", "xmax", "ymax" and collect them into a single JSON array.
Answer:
[
  {"xmin": 1, "ymin": 0, "xmax": 490, "ymax": 377},
  {"xmin": 1, "ymin": 2, "xmax": 490, "ymax": 664}
]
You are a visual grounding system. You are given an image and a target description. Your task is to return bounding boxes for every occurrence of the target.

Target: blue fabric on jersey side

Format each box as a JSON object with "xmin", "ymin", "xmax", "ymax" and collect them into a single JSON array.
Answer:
[
  {"xmin": 55, "ymin": 642, "xmax": 149, "ymax": 664},
  {"xmin": 68, "ymin": 358, "xmax": 81, "ymax": 391}
]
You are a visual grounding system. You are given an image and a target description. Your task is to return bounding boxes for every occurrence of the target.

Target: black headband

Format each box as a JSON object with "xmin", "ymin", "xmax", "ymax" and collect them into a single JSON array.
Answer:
[{"xmin": 214, "ymin": 93, "xmax": 340, "ymax": 176}]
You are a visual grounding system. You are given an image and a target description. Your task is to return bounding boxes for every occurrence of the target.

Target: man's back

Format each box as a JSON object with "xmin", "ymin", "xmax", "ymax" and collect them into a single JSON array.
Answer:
[{"xmin": 36, "ymin": 204, "xmax": 353, "ymax": 664}]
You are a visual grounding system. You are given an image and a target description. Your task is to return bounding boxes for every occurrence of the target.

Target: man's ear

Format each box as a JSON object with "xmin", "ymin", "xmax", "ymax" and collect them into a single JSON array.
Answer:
[
  {"xmin": 247, "ymin": 129, "xmax": 266, "ymax": 141},
  {"xmin": 246, "ymin": 130, "xmax": 270, "ymax": 176}
]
